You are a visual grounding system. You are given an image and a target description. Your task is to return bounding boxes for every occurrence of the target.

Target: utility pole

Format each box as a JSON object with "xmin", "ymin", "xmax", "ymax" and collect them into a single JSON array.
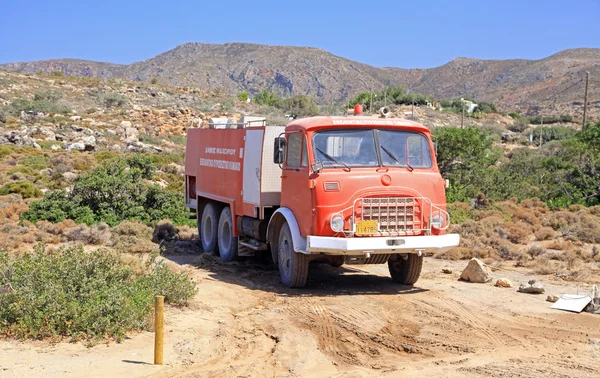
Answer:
[
  {"xmin": 539, "ymin": 114, "xmax": 543, "ymax": 148},
  {"xmin": 412, "ymin": 100, "xmax": 415, "ymax": 120},
  {"xmin": 461, "ymin": 98, "xmax": 465, "ymax": 128},
  {"xmin": 583, "ymin": 71, "xmax": 590, "ymax": 130},
  {"xmin": 370, "ymin": 89, "xmax": 373, "ymax": 114},
  {"xmin": 384, "ymin": 90, "xmax": 387, "ymax": 107}
]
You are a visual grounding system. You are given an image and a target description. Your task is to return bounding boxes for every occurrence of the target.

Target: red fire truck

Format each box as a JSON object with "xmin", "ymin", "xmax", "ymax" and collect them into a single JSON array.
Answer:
[{"xmin": 185, "ymin": 108, "xmax": 459, "ymax": 287}]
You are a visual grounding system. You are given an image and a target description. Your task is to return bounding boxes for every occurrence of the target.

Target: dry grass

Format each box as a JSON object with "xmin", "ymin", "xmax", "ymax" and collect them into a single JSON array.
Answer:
[{"xmin": 534, "ymin": 227, "xmax": 555, "ymax": 241}]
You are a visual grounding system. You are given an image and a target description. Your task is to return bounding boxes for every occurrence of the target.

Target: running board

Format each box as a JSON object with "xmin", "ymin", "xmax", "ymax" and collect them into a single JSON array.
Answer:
[{"xmin": 238, "ymin": 239, "xmax": 268, "ymax": 257}]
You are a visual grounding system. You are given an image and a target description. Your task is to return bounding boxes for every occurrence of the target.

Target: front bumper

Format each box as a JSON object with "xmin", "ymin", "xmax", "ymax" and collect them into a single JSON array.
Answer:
[{"xmin": 304, "ymin": 234, "xmax": 460, "ymax": 255}]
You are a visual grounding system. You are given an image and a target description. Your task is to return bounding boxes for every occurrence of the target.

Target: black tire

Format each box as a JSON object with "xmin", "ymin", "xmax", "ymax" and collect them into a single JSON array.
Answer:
[
  {"xmin": 218, "ymin": 206, "xmax": 238, "ymax": 262},
  {"xmin": 388, "ymin": 254, "xmax": 423, "ymax": 285},
  {"xmin": 200, "ymin": 202, "xmax": 219, "ymax": 253},
  {"xmin": 277, "ymin": 222, "xmax": 310, "ymax": 288}
]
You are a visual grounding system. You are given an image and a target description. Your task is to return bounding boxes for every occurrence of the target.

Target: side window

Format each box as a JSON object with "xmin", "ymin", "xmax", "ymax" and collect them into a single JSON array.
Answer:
[
  {"xmin": 301, "ymin": 137, "xmax": 308, "ymax": 166},
  {"xmin": 407, "ymin": 135, "xmax": 432, "ymax": 168},
  {"xmin": 286, "ymin": 133, "xmax": 302, "ymax": 167}
]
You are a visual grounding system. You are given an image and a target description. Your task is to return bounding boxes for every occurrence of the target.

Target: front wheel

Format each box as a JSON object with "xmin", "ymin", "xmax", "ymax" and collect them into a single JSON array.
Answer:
[
  {"xmin": 277, "ymin": 222, "xmax": 310, "ymax": 288},
  {"xmin": 388, "ymin": 254, "xmax": 423, "ymax": 285}
]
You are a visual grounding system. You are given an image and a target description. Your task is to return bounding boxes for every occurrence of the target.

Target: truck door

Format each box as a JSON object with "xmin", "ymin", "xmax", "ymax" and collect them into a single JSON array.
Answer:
[{"xmin": 281, "ymin": 132, "xmax": 313, "ymax": 236}]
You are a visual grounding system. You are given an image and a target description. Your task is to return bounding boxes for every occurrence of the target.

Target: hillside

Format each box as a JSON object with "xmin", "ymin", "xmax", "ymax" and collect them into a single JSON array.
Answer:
[{"xmin": 2, "ymin": 43, "xmax": 599, "ymax": 118}]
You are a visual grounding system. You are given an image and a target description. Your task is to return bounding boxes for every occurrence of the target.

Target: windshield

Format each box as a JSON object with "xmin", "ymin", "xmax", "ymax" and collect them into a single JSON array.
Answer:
[{"xmin": 312, "ymin": 129, "xmax": 432, "ymax": 169}]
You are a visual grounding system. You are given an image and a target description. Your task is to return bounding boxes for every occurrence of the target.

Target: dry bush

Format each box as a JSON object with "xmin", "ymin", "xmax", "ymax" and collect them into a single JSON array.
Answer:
[
  {"xmin": 152, "ymin": 220, "xmax": 179, "ymax": 244},
  {"xmin": 67, "ymin": 223, "xmax": 111, "ymax": 245},
  {"xmin": 433, "ymin": 247, "xmax": 490, "ymax": 261},
  {"xmin": 527, "ymin": 245, "xmax": 546, "ymax": 259},
  {"xmin": 498, "ymin": 244, "xmax": 523, "ymax": 261},
  {"xmin": 542, "ymin": 211, "xmax": 578, "ymax": 230},
  {"xmin": 568, "ymin": 204, "xmax": 587, "ymax": 213},
  {"xmin": 177, "ymin": 225, "xmax": 196, "ymax": 240},
  {"xmin": 505, "ymin": 222, "xmax": 532, "ymax": 244},
  {"xmin": 531, "ymin": 256, "xmax": 555, "ymax": 275},
  {"xmin": 534, "ymin": 226, "xmax": 555, "ymax": 241},
  {"xmin": 0, "ymin": 194, "xmax": 29, "ymax": 224},
  {"xmin": 111, "ymin": 221, "xmax": 156, "ymax": 253},
  {"xmin": 520, "ymin": 197, "xmax": 549, "ymax": 214},
  {"xmin": 513, "ymin": 208, "xmax": 539, "ymax": 226},
  {"xmin": 570, "ymin": 214, "xmax": 600, "ymax": 243},
  {"xmin": 472, "ymin": 209, "xmax": 504, "ymax": 222},
  {"xmin": 588, "ymin": 206, "xmax": 600, "ymax": 216},
  {"xmin": 547, "ymin": 239, "xmax": 573, "ymax": 251},
  {"xmin": 495, "ymin": 200, "xmax": 519, "ymax": 216}
]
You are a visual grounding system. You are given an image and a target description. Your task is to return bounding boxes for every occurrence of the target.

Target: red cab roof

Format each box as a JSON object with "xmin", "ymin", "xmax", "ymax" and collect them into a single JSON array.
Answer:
[{"xmin": 285, "ymin": 116, "xmax": 430, "ymax": 134}]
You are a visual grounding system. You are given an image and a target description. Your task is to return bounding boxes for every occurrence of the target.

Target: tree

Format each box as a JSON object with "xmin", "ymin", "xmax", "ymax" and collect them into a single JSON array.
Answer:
[{"xmin": 281, "ymin": 95, "xmax": 319, "ymax": 118}]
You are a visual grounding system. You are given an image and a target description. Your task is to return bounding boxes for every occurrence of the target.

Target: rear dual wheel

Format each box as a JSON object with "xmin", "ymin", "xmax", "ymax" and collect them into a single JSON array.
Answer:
[{"xmin": 199, "ymin": 203, "xmax": 238, "ymax": 262}]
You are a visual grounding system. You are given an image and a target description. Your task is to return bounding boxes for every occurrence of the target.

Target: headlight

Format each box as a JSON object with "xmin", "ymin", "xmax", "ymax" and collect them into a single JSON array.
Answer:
[
  {"xmin": 431, "ymin": 214, "xmax": 445, "ymax": 229},
  {"xmin": 330, "ymin": 215, "xmax": 345, "ymax": 232}
]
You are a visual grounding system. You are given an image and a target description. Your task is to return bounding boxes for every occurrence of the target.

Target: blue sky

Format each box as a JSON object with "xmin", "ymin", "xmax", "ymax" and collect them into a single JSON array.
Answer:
[{"xmin": 1, "ymin": 0, "xmax": 599, "ymax": 68}]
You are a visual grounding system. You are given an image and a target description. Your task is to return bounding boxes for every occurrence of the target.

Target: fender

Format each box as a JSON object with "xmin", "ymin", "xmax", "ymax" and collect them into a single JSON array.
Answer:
[{"xmin": 267, "ymin": 207, "xmax": 308, "ymax": 254}]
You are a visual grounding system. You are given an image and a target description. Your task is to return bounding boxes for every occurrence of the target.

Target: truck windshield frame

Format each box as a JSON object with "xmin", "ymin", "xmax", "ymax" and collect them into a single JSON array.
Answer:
[{"xmin": 312, "ymin": 129, "xmax": 433, "ymax": 169}]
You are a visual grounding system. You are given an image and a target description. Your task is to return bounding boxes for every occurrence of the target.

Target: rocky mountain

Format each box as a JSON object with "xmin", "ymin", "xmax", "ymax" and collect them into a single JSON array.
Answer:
[{"xmin": 2, "ymin": 43, "xmax": 599, "ymax": 117}]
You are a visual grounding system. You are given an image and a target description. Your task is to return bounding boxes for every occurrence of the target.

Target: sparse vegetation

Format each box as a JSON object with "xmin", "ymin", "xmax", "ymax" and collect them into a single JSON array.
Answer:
[{"xmin": 101, "ymin": 93, "xmax": 127, "ymax": 108}]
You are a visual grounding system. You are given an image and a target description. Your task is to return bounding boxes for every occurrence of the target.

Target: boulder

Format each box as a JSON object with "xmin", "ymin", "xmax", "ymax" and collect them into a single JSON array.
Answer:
[
  {"xmin": 518, "ymin": 281, "xmax": 545, "ymax": 294},
  {"xmin": 40, "ymin": 168, "xmax": 54, "ymax": 176},
  {"xmin": 120, "ymin": 120, "xmax": 132, "ymax": 128},
  {"xmin": 62, "ymin": 172, "xmax": 78, "ymax": 181},
  {"xmin": 441, "ymin": 268, "xmax": 453, "ymax": 274},
  {"xmin": 495, "ymin": 278, "xmax": 512, "ymax": 288},
  {"xmin": 66, "ymin": 142, "xmax": 86, "ymax": 151},
  {"xmin": 546, "ymin": 295, "xmax": 559, "ymax": 303},
  {"xmin": 460, "ymin": 258, "xmax": 492, "ymax": 283}
]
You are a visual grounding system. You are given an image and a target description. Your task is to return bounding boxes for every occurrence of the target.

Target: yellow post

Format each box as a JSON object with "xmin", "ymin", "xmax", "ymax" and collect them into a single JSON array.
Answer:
[{"xmin": 154, "ymin": 295, "xmax": 164, "ymax": 365}]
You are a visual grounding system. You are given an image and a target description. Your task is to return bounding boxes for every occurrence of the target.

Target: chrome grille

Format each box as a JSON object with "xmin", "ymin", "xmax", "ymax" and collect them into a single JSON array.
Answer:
[{"xmin": 356, "ymin": 197, "xmax": 422, "ymax": 236}]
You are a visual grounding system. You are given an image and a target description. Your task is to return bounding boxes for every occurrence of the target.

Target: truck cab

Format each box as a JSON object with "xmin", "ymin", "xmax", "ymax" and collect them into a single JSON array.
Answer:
[
  {"xmin": 185, "ymin": 114, "xmax": 459, "ymax": 288},
  {"xmin": 268, "ymin": 116, "xmax": 459, "ymax": 287}
]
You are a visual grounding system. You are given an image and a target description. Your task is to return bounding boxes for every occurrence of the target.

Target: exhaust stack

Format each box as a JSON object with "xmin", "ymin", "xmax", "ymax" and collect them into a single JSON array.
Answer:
[{"xmin": 379, "ymin": 107, "xmax": 390, "ymax": 118}]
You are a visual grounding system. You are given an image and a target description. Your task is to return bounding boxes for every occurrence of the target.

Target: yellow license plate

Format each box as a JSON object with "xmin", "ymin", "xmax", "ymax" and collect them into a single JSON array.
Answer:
[{"xmin": 356, "ymin": 220, "xmax": 379, "ymax": 235}]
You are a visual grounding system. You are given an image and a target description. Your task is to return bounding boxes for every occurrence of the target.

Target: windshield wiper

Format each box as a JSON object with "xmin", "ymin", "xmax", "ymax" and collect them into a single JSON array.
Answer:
[
  {"xmin": 315, "ymin": 147, "xmax": 351, "ymax": 171},
  {"xmin": 380, "ymin": 145, "xmax": 414, "ymax": 171}
]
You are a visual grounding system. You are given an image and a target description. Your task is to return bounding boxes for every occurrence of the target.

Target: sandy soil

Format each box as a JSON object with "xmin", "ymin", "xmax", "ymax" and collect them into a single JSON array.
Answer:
[{"xmin": 1, "ymin": 253, "xmax": 599, "ymax": 378}]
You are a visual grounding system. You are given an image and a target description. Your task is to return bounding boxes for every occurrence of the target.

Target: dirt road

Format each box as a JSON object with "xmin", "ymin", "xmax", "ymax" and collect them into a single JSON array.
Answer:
[{"xmin": 1, "ymin": 252, "xmax": 599, "ymax": 377}]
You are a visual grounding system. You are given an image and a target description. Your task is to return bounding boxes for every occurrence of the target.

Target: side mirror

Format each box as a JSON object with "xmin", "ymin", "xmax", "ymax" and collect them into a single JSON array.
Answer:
[
  {"xmin": 311, "ymin": 161, "xmax": 323, "ymax": 173},
  {"xmin": 273, "ymin": 137, "xmax": 286, "ymax": 164}
]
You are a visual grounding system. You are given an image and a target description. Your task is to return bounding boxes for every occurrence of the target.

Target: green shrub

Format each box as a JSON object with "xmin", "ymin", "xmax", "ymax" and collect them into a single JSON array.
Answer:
[
  {"xmin": 168, "ymin": 135, "xmax": 187, "ymax": 146},
  {"xmin": 532, "ymin": 125, "xmax": 577, "ymax": 145},
  {"xmin": 508, "ymin": 112, "xmax": 522, "ymax": 119},
  {"xmin": 101, "ymin": 93, "xmax": 127, "ymax": 108},
  {"xmin": 508, "ymin": 117, "xmax": 529, "ymax": 132},
  {"xmin": 0, "ymin": 244, "xmax": 196, "ymax": 341},
  {"xmin": 33, "ymin": 90, "xmax": 63, "ymax": 102},
  {"xmin": 0, "ymin": 145, "xmax": 15, "ymax": 160},
  {"xmin": 254, "ymin": 89, "xmax": 282, "ymax": 107},
  {"xmin": 0, "ymin": 181, "xmax": 42, "ymax": 198},
  {"xmin": 22, "ymin": 159, "xmax": 193, "ymax": 227},
  {"xmin": 237, "ymin": 91, "xmax": 249, "ymax": 101},
  {"xmin": 150, "ymin": 78, "xmax": 158, "ymax": 84}
]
